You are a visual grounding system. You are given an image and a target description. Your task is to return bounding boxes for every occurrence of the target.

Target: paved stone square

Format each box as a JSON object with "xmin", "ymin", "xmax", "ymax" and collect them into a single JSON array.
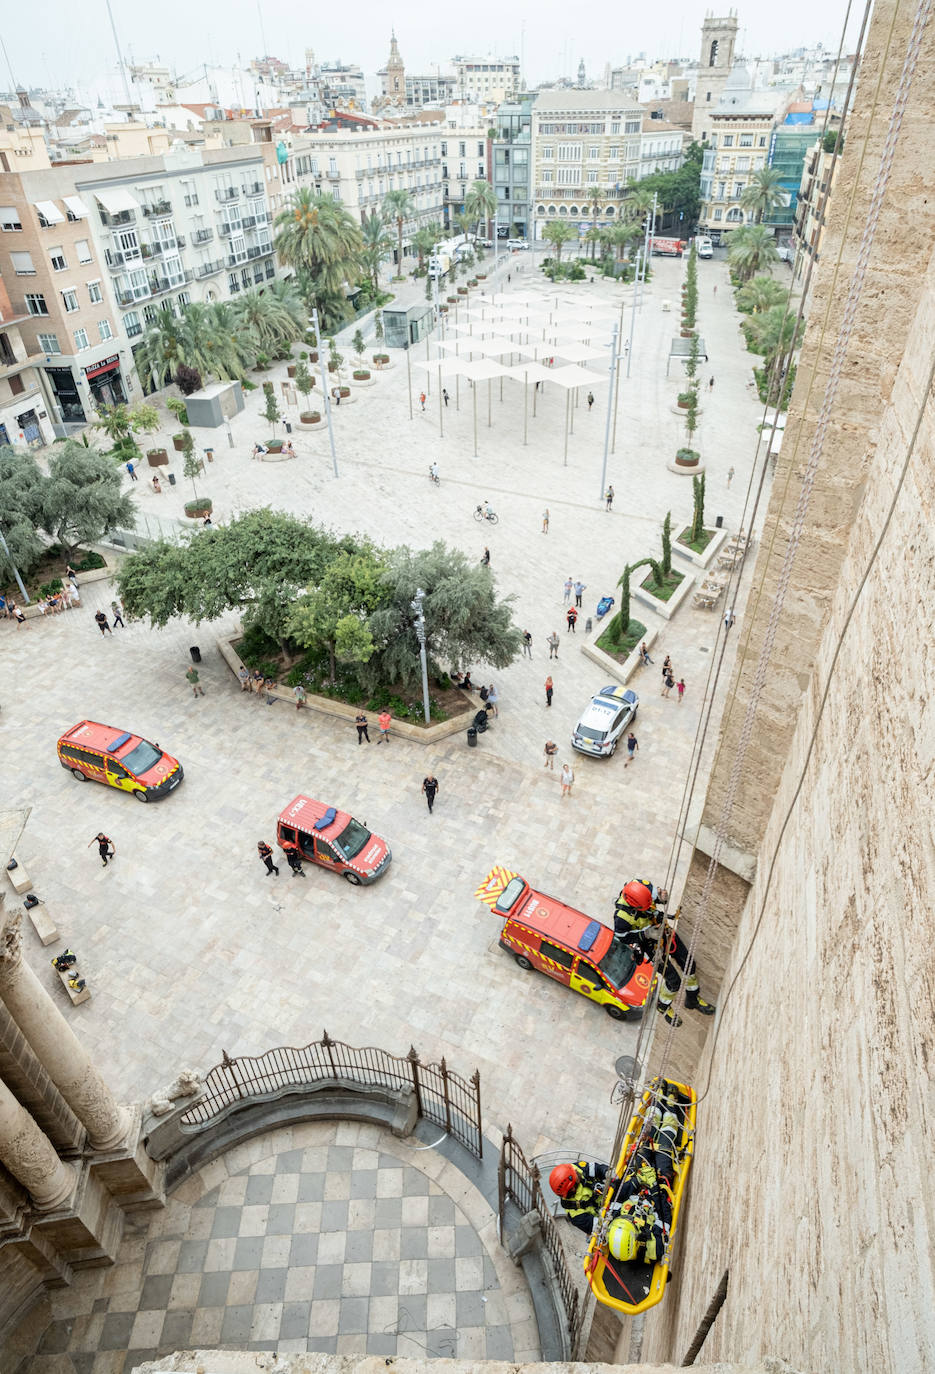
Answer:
[
  {"xmin": 1, "ymin": 254, "xmax": 760, "ymax": 1169},
  {"xmin": 21, "ymin": 1121, "xmax": 538, "ymax": 1374}
]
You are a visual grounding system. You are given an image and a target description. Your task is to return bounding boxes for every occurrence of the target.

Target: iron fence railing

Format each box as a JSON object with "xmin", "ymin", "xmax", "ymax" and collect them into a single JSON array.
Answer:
[
  {"xmin": 178, "ymin": 1033, "xmax": 483, "ymax": 1159},
  {"xmin": 498, "ymin": 1123, "xmax": 582, "ymax": 1356}
]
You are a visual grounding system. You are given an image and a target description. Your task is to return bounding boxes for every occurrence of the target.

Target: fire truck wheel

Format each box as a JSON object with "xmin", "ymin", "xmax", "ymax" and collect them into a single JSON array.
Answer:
[
  {"xmin": 133, "ymin": 790, "xmax": 149, "ymax": 802},
  {"xmin": 514, "ymin": 954, "xmax": 533, "ymax": 971},
  {"xmin": 343, "ymin": 871, "xmax": 362, "ymax": 885},
  {"xmin": 72, "ymin": 769, "xmax": 88, "ymax": 781}
]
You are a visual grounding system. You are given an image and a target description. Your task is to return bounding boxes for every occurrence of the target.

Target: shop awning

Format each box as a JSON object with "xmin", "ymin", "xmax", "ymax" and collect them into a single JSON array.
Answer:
[
  {"xmin": 62, "ymin": 195, "xmax": 90, "ymax": 219},
  {"xmin": 93, "ymin": 187, "xmax": 139, "ymax": 215},
  {"xmin": 33, "ymin": 199, "xmax": 65, "ymax": 224}
]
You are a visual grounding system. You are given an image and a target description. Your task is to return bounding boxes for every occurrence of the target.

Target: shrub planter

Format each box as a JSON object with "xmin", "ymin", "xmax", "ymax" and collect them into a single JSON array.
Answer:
[
  {"xmin": 353, "ymin": 369, "xmax": 371, "ymax": 381},
  {"xmin": 147, "ymin": 448, "xmax": 169, "ymax": 467},
  {"xmin": 632, "ymin": 570, "xmax": 696, "ymax": 622},
  {"xmin": 287, "ymin": 365, "xmax": 297, "ymax": 378},
  {"xmin": 447, "ymin": 296, "xmax": 458, "ymax": 304},
  {"xmin": 327, "ymin": 361, "xmax": 338, "ymax": 373},
  {"xmin": 667, "ymin": 448, "xmax": 707, "ymax": 476},
  {"xmin": 266, "ymin": 439, "xmax": 284, "ymax": 454},
  {"xmin": 339, "ymin": 386, "xmax": 351, "ymax": 399},
  {"xmin": 172, "ymin": 434, "xmax": 186, "ymax": 452},
  {"xmin": 468, "ymin": 279, "xmax": 478, "ymax": 287},
  {"xmin": 439, "ymin": 305, "xmax": 449, "ymax": 314},
  {"xmin": 298, "ymin": 411, "xmax": 323, "ymax": 429},
  {"xmin": 477, "ymin": 272, "xmax": 487, "ymax": 280},
  {"xmin": 680, "ymin": 329, "xmax": 695, "ymax": 339},
  {"xmin": 309, "ymin": 351, "xmax": 318, "ymax": 364},
  {"xmin": 674, "ymin": 526, "xmax": 729, "ymax": 570},
  {"xmin": 372, "ymin": 354, "xmax": 390, "ymax": 367},
  {"xmin": 457, "ymin": 287, "xmax": 468, "ymax": 296},
  {"xmin": 184, "ymin": 498, "xmax": 213, "ymax": 520}
]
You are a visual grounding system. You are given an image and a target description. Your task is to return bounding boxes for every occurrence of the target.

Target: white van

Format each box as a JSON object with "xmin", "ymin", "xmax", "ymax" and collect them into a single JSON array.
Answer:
[{"xmin": 695, "ymin": 236, "xmax": 713, "ymax": 258}]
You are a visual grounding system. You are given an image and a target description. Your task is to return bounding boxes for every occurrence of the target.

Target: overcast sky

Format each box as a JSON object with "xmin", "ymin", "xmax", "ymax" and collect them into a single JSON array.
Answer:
[{"xmin": 2, "ymin": 0, "xmax": 857, "ymax": 104}]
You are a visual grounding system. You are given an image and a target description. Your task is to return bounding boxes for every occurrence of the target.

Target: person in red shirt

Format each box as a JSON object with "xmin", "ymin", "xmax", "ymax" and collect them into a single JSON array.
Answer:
[
  {"xmin": 566, "ymin": 607, "xmax": 578, "ymax": 633},
  {"xmin": 257, "ymin": 840, "xmax": 279, "ymax": 876},
  {"xmin": 377, "ymin": 710, "xmax": 392, "ymax": 744}
]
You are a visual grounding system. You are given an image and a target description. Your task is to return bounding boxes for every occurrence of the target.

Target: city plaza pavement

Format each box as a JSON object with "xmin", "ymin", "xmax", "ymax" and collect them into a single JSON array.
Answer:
[{"xmin": 1, "ymin": 253, "xmax": 765, "ymax": 1170}]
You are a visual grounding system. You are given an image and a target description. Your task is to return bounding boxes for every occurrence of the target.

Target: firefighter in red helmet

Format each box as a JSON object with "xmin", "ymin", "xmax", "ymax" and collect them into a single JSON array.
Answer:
[
  {"xmin": 548, "ymin": 1159, "xmax": 611, "ymax": 1234},
  {"xmin": 613, "ymin": 880, "xmax": 716, "ymax": 1026}
]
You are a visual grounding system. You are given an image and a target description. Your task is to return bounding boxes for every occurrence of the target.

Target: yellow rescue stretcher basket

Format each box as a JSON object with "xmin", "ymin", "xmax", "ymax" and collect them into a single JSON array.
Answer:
[{"xmin": 584, "ymin": 1075, "xmax": 696, "ymax": 1315}]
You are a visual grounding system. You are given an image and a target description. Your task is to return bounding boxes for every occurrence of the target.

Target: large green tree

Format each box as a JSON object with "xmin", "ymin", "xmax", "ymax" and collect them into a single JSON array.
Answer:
[
  {"xmin": 359, "ymin": 211, "xmax": 393, "ymax": 294},
  {"xmin": 287, "ymin": 547, "xmax": 384, "ymax": 681},
  {"xmin": 630, "ymin": 140, "xmax": 704, "ymax": 228},
  {"xmin": 38, "ymin": 440, "xmax": 136, "ymax": 559},
  {"xmin": 740, "ymin": 167, "xmax": 787, "ymax": 224},
  {"xmin": 366, "ymin": 542, "xmax": 522, "ymax": 689},
  {"xmin": 234, "ymin": 280, "xmax": 305, "ymax": 353},
  {"xmin": 382, "ymin": 189, "xmax": 416, "ymax": 278},
  {"xmin": 736, "ymin": 275, "xmax": 790, "ymax": 315},
  {"xmin": 465, "ymin": 179, "xmax": 497, "ymax": 240},
  {"xmin": 134, "ymin": 301, "xmax": 255, "ymax": 390},
  {"xmin": 0, "ymin": 446, "xmax": 46, "ymax": 576},
  {"xmin": 542, "ymin": 220, "xmax": 576, "ymax": 263},
  {"xmin": 275, "ymin": 188, "xmax": 363, "ymax": 324},
  {"xmin": 727, "ymin": 224, "xmax": 780, "ymax": 281}
]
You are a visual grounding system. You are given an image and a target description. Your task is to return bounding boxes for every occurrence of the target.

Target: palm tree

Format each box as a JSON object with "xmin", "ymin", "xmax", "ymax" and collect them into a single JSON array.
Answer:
[
  {"xmin": 453, "ymin": 209, "xmax": 473, "ymax": 249},
  {"xmin": 736, "ymin": 275, "xmax": 789, "ymax": 315},
  {"xmin": 411, "ymin": 223, "xmax": 442, "ymax": 271},
  {"xmin": 584, "ymin": 225, "xmax": 604, "ymax": 262},
  {"xmin": 382, "ymin": 188, "xmax": 416, "ymax": 278},
  {"xmin": 202, "ymin": 301, "xmax": 256, "ymax": 379},
  {"xmin": 274, "ymin": 187, "xmax": 364, "ymax": 299},
  {"xmin": 740, "ymin": 167, "xmax": 787, "ymax": 225},
  {"xmin": 234, "ymin": 280, "xmax": 304, "ymax": 353},
  {"xmin": 747, "ymin": 303, "xmax": 802, "ymax": 369},
  {"xmin": 607, "ymin": 222, "xmax": 642, "ymax": 264},
  {"xmin": 622, "ymin": 187, "xmax": 655, "ymax": 228},
  {"xmin": 359, "ymin": 211, "xmax": 393, "ymax": 294},
  {"xmin": 727, "ymin": 224, "xmax": 780, "ymax": 282},
  {"xmin": 542, "ymin": 220, "xmax": 576, "ymax": 263},
  {"xmin": 465, "ymin": 179, "xmax": 497, "ymax": 242}
]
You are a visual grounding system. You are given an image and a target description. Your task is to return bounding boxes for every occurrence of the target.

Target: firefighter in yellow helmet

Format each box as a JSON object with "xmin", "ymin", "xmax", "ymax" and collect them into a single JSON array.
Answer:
[
  {"xmin": 606, "ymin": 1099, "xmax": 679, "ymax": 1265},
  {"xmin": 612, "ymin": 879, "xmax": 716, "ymax": 1026}
]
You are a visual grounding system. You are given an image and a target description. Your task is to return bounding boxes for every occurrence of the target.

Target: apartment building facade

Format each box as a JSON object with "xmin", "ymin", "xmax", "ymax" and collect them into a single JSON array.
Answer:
[
  {"xmin": 492, "ymin": 98, "xmax": 533, "ymax": 239},
  {"xmin": 450, "ymin": 56, "xmax": 520, "ymax": 103},
  {"xmin": 697, "ymin": 80, "xmax": 796, "ymax": 235},
  {"xmin": 0, "ymin": 144, "xmax": 283, "ymax": 428},
  {"xmin": 530, "ymin": 89, "xmax": 684, "ymax": 237},
  {"xmin": 792, "ymin": 137, "xmax": 838, "ymax": 284},
  {"xmin": 0, "ymin": 275, "xmax": 57, "ymax": 447},
  {"xmin": 290, "ymin": 125, "xmax": 443, "ymax": 265}
]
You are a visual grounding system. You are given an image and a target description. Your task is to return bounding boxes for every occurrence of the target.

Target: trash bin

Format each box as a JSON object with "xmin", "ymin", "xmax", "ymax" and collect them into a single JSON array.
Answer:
[
  {"xmin": 204, "ymin": 447, "xmax": 214, "ymax": 462},
  {"xmin": 715, "ymin": 514, "xmax": 724, "ymax": 528},
  {"xmin": 467, "ymin": 726, "xmax": 478, "ymax": 747},
  {"xmin": 473, "ymin": 710, "xmax": 489, "ymax": 734},
  {"xmin": 167, "ymin": 472, "xmax": 176, "ymax": 485},
  {"xmin": 585, "ymin": 617, "xmax": 593, "ymax": 634},
  {"xmin": 285, "ymin": 421, "xmax": 293, "ymax": 433},
  {"xmin": 189, "ymin": 645, "xmax": 201, "ymax": 663}
]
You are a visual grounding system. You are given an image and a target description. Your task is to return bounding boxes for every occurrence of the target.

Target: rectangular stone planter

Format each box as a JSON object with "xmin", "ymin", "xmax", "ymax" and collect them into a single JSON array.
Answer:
[
  {"xmin": 632, "ymin": 571, "xmax": 696, "ymax": 622},
  {"xmin": 581, "ymin": 624, "xmax": 660, "ymax": 685},
  {"xmin": 673, "ymin": 526, "xmax": 730, "ymax": 570}
]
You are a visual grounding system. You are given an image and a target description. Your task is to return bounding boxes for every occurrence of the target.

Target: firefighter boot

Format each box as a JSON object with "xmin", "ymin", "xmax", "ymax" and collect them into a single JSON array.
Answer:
[
  {"xmin": 684, "ymin": 982, "xmax": 716, "ymax": 1015},
  {"xmin": 656, "ymin": 997, "xmax": 682, "ymax": 1028}
]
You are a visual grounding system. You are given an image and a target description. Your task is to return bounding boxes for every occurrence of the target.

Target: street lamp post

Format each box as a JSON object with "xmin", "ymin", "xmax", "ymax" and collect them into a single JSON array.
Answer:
[
  {"xmin": 0, "ymin": 525, "xmax": 29, "ymax": 603},
  {"xmin": 600, "ymin": 321, "xmax": 619, "ymax": 501},
  {"xmin": 309, "ymin": 309, "xmax": 339, "ymax": 479},
  {"xmin": 411, "ymin": 587, "xmax": 431, "ymax": 725}
]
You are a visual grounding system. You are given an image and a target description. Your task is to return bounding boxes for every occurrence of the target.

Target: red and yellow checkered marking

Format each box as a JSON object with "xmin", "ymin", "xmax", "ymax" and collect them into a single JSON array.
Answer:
[{"xmin": 474, "ymin": 864, "xmax": 519, "ymax": 908}]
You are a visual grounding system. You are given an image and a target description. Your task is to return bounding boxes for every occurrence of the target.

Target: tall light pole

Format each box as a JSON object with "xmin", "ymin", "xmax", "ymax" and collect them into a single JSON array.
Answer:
[
  {"xmin": 411, "ymin": 587, "xmax": 431, "ymax": 725},
  {"xmin": 600, "ymin": 321, "xmax": 618, "ymax": 500},
  {"xmin": 309, "ymin": 309, "xmax": 339, "ymax": 478},
  {"xmin": 0, "ymin": 525, "xmax": 29, "ymax": 603}
]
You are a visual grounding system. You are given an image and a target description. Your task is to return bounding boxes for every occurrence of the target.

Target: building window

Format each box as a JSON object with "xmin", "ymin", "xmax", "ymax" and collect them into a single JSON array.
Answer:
[
  {"xmin": 734, "ymin": 182, "xmax": 744, "ymax": 198},
  {"xmin": 759, "ymin": 135, "xmax": 767, "ymax": 147},
  {"xmin": 587, "ymin": 171, "xmax": 599, "ymax": 184},
  {"xmin": 625, "ymin": 119, "xmax": 640, "ymax": 134},
  {"xmin": 541, "ymin": 146, "xmax": 553, "ymax": 160},
  {"xmin": 0, "ymin": 207, "xmax": 22, "ymax": 231},
  {"xmin": 143, "ymin": 304, "xmax": 158, "ymax": 324},
  {"xmin": 557, "ymin": 168, "xmax": 580, "ymax": 185},
  {"xmin": 76, "ymin": 239, "xmax": 93, "ymax": 263},
  {"xmin": 61, "ymin": 289, "xmax": 79, "ymax": 313},
  {"xmin": 11, "ymin": 251, "xmax": 35, "ymax": 275},
  {"xmin": 88, "ymin": 280, "xmax": 103, "ymax": 303},
  {"xmin": 611, "ymin": 121, "xmax": 620, "ymax": 134},
  {"xmin": 122, "ymin": 311, "xmax": 142, "ymax": 338},
  {"xmin": 588, "ymin": 146, "xmax": 599, "ymax": 160},
  {"xmin": 558, "ymin": 144, "xmax": 581, "ymax": 161},
  {"xmin": 541, "ymin": 170, "xmax": 554, "ymax": 183},
  {"xmin": 26, "ymin": 293, "xmax": 49, "ymax": 315},
  {"xmin": 38, "ymin": 332, "xmax": 61, "ymax": 354},
  {"xmin": 713, "ymin": 208, "xmax": 723, "ymax": 221},
  {"xmin": 739, "ymin": 134, "xmax": 753, "ymax": 147},
  {"xmin": 228, "ymin": 272, "xmax": 240, "ymax": 294},
  {"xmin": 722, "ymin": 134, "xmax": 733, "ymax": 147},
  {"xmin": 9, "ymin": 374, "xmax": 25, "ymax": 396},
  {"xmin": 98, "ymin": 319, "xmax": 113, "ymax": 341},
  {"xmin": 73, "ymin": 328, "xmax": 90, "ymax": 350},
  {"xmin": 49, "ymin": 247, "xmax": 67, "ymax": 271},
  {"xmin": 736, "ymin": 156, "xmax": 749, "ymax": 172},
  {"xmin": 608, "ymin": 146, "xmax": 619, "ymax": 161},
  {"xmin": 177, "ymin": 291, "xmax": 190, "ymax": 308}
]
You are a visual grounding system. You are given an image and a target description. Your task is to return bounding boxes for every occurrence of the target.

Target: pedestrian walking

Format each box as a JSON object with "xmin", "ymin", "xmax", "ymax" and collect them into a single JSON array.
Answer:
[
  {"xmin": 355, "ymin": 711, "xmax": 370, "ymax": 743},
  {"xmin": 542, "ymin": 508, "xmax": 550, "ymax": 533},
  {"xmin": 94, "ymin": 610, "xmax": 112, "ymax": 636},
  {"xmin": 713, "ymin": 284, "xmax": 718, "ymax": 297},
  {"xmin": 560, "ymin": 763, "xmax": 575, "ymax": 797},
  {"xmin": 264, "ymin": 677, "xmax": 276, "ymax": 705},
  {"xmin": 566, "ymin": 607, "xmax": 578, "ymax": 633},
  {"xmin": 65, "ymin": 584, "xmax": 80, "ymax": 608},
  {"xmin": 126, "ymin": 460, "xmax": 138, "ymax": 481},
  {"xmin": 331, "ymin": 388, "xmax": 341, "ymax": 407},
  {"xmin": 661, "ymin": 656, "xmax": 672, "ymax": 680},
  {"xmin": 547, "ymin": 630, "xmax": 560, "ymax": 659},
  {"xmin": 283, "ymin": 843, "xmax": 305, "ymax": 876},
  {"xmin": 605, "ymin": 485, "xmax": 615, "ymax": 511},
  {"xmin": 442, "ymin": 388, "xmax": 450, "ymax": 407},
  {"xmin": 257, "ymin": 840, "xmax": 279, "ymax": 876},
  {"xmin": 662, "ymin": 673, "xmax": 674, "ymax": 697},
  {"xmin": 110, "ymin": 600, "xmax": 125, "ymax": 628},
  {"xmin": 152, "ymin": 475, "xmax": 162, "ymax": 494},
  {"xmin": 544, "ymin": 740, "xmax": 558, "ymax": 770},
  {"xmin": 65, "ymin": 564, "xmax": 78, "ymax": 587},
  {"xmin": 724, "ymin": 607, "xmax": 736, "ymax": 631},
  {"xmin": 624, "ymin": 732, "xmax": 639, "ymax": 767},
  {"xmin": 88, "ymin": 833, "xmax": 115, "ymax": 867},
  {"xmin": 677, "ymin": 678, "xmax": 686, "ymax": 703},
  {"xmin": 186, "ymin": 665, "xmax": 205, "ymax": 697},
  {"xmin": 640, "ymin": 641, "xmax": 653, "ymax": 666},
  {"xmin": 587, "ymin": 391, "xmax": 595, "ymax": 410},
  {"xmin": 376, "ymin": 709, "xmax": 392, "ymax": 743},
  {"xmin": 545, "ymin": 675, "xmax": 553, "ymax": 707},
  {"xmin": 563, "ymin": 577, "xmax": 573, "ymax": 604},
  {"xmin": 727, "ymin": 466, "xmax": 735, "ymax": 488},
  {"xmin": 422, "ymin": 774, "xmax": 439, "ymax": 813},
  {"xmin": 481, "ymin": 547, "xmax": 491, "ymax": 566},
  {"xmin": 293, "ymin": 684, "xmax": 307, "ymax": 710},
  {"xmin": 709, "ymin": 376, "xmax": 715, "ymax": 391},
  {"xmin": 238, "ymin": 665, "xmax": 250, "ymax": 691},
  {"xmin": 419, "ymin": 391, "xmax": 426, "ymax": 411},
  {"xmin": 486, "ymin": 684, "xmax": 499, "ymax": 716},
  {"xmin": 574, "ymin": 580, "xmax": 586, "ymax": 607},
  {"xmin": 522, "ymin": 629, "xmax": 533, "ymax": 657}
]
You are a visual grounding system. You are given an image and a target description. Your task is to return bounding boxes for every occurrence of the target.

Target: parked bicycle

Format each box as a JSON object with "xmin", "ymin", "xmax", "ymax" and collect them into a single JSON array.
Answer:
[{"xmin": 474, "ymin": 503, "xmax": 499, "ymax": 524}]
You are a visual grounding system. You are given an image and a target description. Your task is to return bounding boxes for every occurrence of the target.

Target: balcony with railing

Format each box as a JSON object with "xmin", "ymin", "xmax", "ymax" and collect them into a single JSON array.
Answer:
[
  {"xmin": 192, "ymin": 227, "xmax": 214, "ymax": 245},
  {"xmin": 105, "ymin": 249, "xmax": 126, "ymax": 269},
  {"xmin": 99, "ymin": 208, "xmax": 135, "ymax": 228},
  {"xmin": 116, "ymin": 287, "xmax": 150, "ymax": 307},
  {"xmin": 124, "ymin": 320, "xmax": 143, "ymax": 338},
  {"xmin": 240, "ymin": 214, "xmax": 257, "ymax": 229},
  {"xmin": 215, "ymin": 187, "xmax": 239, "ymax": 202},
  {"xmin": 217, "ymin": 221, "xmax": 241, "ymax": 238},
  {"xmin": 243, "ymin": 180, "xmax": 263, "ymax": 196},
  {"xmin": 141, "ymin": 199, "xmax": 172, "ymax": 218},
  {"xmin": 326, "ymin": 169, "xmax": 340, "ymax": 180},
  {"xmin": 227, "ymin": 249, "xmax": 248, "ymax": 267},
  {"xmin": 195, "ymin": 259, "xmax": 224, "ymax": 279}
]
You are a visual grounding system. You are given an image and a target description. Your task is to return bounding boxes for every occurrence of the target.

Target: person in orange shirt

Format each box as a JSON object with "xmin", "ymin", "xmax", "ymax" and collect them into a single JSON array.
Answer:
[{"xmin": 377, "ymin": 710, "xmax": 392, "ymax": 743}]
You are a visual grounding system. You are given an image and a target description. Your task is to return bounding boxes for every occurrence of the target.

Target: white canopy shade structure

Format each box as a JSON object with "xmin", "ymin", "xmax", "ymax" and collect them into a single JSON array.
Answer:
[
  {"xmin": 544, "ymin": 364, "xmax": 609, "ymax": 463},
  {"xmin": 460, "ymin": 356, "xmax": 510, "ymax": 455},
  {"xmin": 474, "ymin": 337, "xmax": 518, "ymax": 357},
  {"xmin": 504, "ymin": 360, "xmax": 557, "ymax": 443},
  {"xmin": 412, "ymin": 355, "xmax": 475, "ymax": 433},
  {"xmin": 550, "ymin": 342, "xmax": 609, "ymax": 364}
]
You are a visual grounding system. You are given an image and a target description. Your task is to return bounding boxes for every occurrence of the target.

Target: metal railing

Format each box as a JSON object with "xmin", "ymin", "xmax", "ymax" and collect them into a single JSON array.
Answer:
[
  {"xmin": 179, "ymin": 1033, "xmax": 483, "ymax": 1159},
  {"xmin": 498, "ymin": 1124, "xmax": 582, "ymax": 1356}
]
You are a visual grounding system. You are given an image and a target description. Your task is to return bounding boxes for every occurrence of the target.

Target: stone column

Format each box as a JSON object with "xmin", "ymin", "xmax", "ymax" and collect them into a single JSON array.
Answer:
[
  {"xmin": 0, "ymin": 914, "xmax": 130, "ymax": 1151},
  {"xmin": 0, "ymin": 1073, "xmax": 75, "ymax": 1210}
]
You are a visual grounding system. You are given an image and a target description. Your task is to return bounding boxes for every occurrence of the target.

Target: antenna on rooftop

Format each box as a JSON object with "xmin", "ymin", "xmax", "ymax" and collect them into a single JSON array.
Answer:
[{"xmin": 104, "ymin": 0, "xmax": 133, "ymax": 108}]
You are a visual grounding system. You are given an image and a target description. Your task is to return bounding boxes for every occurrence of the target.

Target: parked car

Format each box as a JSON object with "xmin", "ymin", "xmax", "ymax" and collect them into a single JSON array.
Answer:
[
  {"xmin": 571, "ymin": 685, "xmax": 639, "ymax": 757},
  {"xmin": 57, "ymin": 720, "xmax": 183, "ymax": 801},
  {"xmin": 476, "ymin": 237, "xmax": 494, "ymax": 248},
  {"xmin": 475, "ymin": 867, "xmax": 653, "ymax": 1020},
  {"xmin": 507, "ymin": 238, "xmax": 529, "ymax": 250}
]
